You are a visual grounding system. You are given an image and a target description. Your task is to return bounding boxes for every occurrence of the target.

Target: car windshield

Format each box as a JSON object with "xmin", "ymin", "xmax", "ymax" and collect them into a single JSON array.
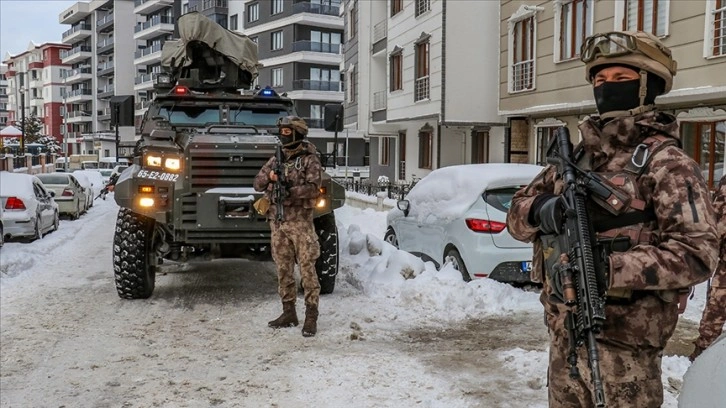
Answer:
[
  {"xmin": 37, "ymin": 174, "xmax": 70, "ymax": 185},
  {"xmin": 483, "ymin": 187, "xmax": 523, "ymax": 213},
  {"xmin": 158, "ymin": 105, "xmax": 289, "ymax": 127},
  {"xmin": 100, "ymin": 170, "xmax": 113, "ymax": 176}
]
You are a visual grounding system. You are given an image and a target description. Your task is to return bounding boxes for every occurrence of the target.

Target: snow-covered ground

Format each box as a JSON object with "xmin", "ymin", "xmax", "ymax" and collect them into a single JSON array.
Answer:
[{"xmin": 0, "ymin": 197, "xmax": 708, "ymax": 407}]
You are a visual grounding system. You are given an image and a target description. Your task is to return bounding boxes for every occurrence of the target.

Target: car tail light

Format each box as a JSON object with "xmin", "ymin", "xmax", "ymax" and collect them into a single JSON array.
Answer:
[
  {"xmin": 5, "ymin": 197, "xmax": 26, "ymax": 210},
  {"xmin": 62, "ymin": 188, "xmax": 75, "ymax": 197},
  {"xmin": 465, "ymin": 218, "xmax": 506, "ymax": 233}
]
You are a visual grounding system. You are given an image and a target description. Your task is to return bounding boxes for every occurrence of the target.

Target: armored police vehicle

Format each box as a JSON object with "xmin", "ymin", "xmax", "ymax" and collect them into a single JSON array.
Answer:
[{"xmin": 113, "ymin": 12, "xmax": 344, "ymax": 299}]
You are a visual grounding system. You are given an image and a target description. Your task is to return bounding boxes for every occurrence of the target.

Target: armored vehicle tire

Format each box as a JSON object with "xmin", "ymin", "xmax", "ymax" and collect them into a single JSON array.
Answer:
[
  {"xmin": 315, "ymin": 212, "xmax": 338, "ymax": 294},
  {"xmin": 113, "ymin": 208, "xmax": 157, "ymax": 299}
]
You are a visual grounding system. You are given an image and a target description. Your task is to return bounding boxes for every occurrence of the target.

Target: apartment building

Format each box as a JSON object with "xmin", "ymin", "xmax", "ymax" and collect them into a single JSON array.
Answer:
[
  {"xmin": 3, "ymin": 42, "xmax": 71, "ymax": 146},
  {"xmin": 229, "ymin": 0, "xmax": 357, "ymax": 169},
  {"xmin": 344, "ymin": 0, "xmax": 505, "ymax": 184},
  {"xmin": 499, "ymin": 0, "xmax": 726, "ymax": 190},
  {"xmin": 59, "ymin": 0, "xmax": 137, "ymax": 157},
  {"xmin": 0, "ymin": 65, "xmax": 9, "ymax": 127}
]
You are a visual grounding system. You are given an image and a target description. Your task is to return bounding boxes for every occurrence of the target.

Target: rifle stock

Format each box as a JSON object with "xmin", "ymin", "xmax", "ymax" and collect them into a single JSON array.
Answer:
[{"xmin": 550, "ymin": 126, "xmax": 607, "ymax": 407}]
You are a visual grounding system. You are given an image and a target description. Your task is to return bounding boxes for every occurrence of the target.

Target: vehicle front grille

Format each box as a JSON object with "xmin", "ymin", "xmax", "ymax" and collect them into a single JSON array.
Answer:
[
  {"xmin": 179, "ymin": 195, "xmax": 270, "ymax": 243},
  {"xmin": 188, "ymin": 145, "xmax": 271, "ymax": 191}
]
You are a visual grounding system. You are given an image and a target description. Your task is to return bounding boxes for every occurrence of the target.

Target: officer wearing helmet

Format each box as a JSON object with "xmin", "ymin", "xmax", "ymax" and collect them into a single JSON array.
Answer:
[
  {"xmin": 253, "ymin": 116, "xmax": 324, "ymax": 337},
  {"xmin": 507, "ymin": 31, "xmax": 718, "ymax": 407}
]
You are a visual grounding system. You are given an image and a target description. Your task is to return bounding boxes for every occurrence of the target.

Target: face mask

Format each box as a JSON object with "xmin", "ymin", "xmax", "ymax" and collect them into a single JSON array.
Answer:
[{"xmin": 593, "ymin": 79, "xmax": 641, "ymax": 115}]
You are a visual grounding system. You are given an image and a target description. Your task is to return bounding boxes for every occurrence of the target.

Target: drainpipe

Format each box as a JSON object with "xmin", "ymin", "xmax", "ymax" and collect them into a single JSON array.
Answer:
[{"xmin": 438, "ymin": 0, "xmax": 446, "ymax": 170}]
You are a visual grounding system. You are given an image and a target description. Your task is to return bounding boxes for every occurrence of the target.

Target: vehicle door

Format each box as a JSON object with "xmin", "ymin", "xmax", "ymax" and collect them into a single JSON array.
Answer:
[
  {"xmin": 416, "ymin": 212, "xmax": 446, "ymax": 265},
  {"xmin": 391, "ymin": 203, "xmax": 420, "ymax": 254},
  {"xmin": 33, "ymin": 181, "xmax": 54, "ymax": 229},
  {"xmin": 68, "ymin": 175, "xmax": 87, "ymax": 208}
]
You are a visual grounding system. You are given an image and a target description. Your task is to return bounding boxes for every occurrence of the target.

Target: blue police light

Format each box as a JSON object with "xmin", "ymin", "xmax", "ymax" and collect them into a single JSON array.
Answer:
[
  {"xmin": 261, "ymin": 89, "xmax": 274, "ymax": 96},
  {"xmin": 255, "ymin": 86, "xmax": 279, "ymax": 98}
]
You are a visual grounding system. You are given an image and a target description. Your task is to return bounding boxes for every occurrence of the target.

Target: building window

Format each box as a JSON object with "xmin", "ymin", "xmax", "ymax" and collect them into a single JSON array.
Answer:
[
  {"xmin": 418, "ymin": 131, "xmax": 432, "ymax": 169},
  {"xmin": 414, "ymin": 40, "xmax": 430, "ymax": 101},
  {"xmin": 272, "ymin": 68, "xmax": 283, "ymax": 87},
  {"xmin": 557, "ymin": 0, "xmax": 592, "ymax": 61},
  {"xmin": 392, "ymin": 0, "xmax": 403, "ymax": 16},
  {"xmin": 510, "ymin": 16, "xmax": 535, "ymax": 92},
  {"xmin": 271, "ymin": 31, "xmax": 283, "ymax": 50},
  {"xmin": 390, "ymin": 53, "xmax": 402, "ymax": 91},
  {"xmin": 398, "ymin": 131, "xmax": 406, "ymax": 180},
  {"xmin": 250, "ymin": 36, "xmax": 259, "ymax": 44},
  {"xmin": 311, "ymin": 31, "xmax": 342, "ymax": 53},
  {"xmin": 415, "ymin": 0, "xmax": 430, "ymax": 17},
  {"xmin": 623, "ymin": 0, "xmax": 668, "ymax": 37},
  {"xmin": 681, "ymin": 121, "xmax": 725, "ymax": 190},
  {"xmin": 229, "ymin": 14, "xmax": 238, "ymax": 31},
  {"xmin": 247, "ymin": 3, "xmax": 259, "ymax": 23},
  {"xmin": 348, "ymin": 67, "xmax": 357, "ymax": 104},
  {"xmin": 708, "ymin": 0, "xmax": 726, "ymax": 57},
  {"xmin": 472, "ymin": 130, "xmax": 489, "ymax": 164},
  {"xmin": 310, "ymin": 67, "xmax": 339, "ymax": 90},
  {"xmin": 272, "ymin": 0, "xmax": 284, "ymax": 15},
  {"xmin": 380, "ymin": 137, "xmax": 390, "ymax": 166},
  {"xmin": 349, "ymin": 4, "xmax": 357, "ymax": 40},
  {"xmin": 535, "ymin": 127, "xmax": 557, "ymax": 165}
]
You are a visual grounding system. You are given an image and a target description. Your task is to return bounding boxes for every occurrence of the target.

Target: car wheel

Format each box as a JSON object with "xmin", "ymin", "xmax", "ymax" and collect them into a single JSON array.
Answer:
[
  {"xmin": 314, "ymin": 212, "xmax": 338, "ymax": 295},
  {"xmin": 384, "ymin": 227, "xmax": 398, "ymax": 248},
  {"xmin": 445, "ymin": 248, "xmax": 471, "ymax": 282},
  {"xmin": 113, "ymin": 208, "xmax": 157, "ymax": 299}
]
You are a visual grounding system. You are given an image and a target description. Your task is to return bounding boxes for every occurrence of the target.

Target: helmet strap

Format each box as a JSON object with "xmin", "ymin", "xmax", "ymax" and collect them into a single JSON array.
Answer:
[{"xmin": 638, "ymin": 69, "xmax": 648, "ymax": 107}]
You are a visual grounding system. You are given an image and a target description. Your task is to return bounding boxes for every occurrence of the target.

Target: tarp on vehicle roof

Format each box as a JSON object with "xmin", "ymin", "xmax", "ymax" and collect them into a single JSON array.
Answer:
[{"xmin": 161, "ymin": 11, "xmax": 260, "ymax": 79}]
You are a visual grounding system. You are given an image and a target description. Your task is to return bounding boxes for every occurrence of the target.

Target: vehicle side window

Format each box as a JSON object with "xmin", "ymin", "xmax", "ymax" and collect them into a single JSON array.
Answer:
[{"xmin": 33, "ymin": 182, "xmax": 46, "ymax": 200}]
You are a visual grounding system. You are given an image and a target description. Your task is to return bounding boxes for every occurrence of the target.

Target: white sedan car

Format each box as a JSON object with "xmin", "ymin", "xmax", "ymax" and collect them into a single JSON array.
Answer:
[
  {"xmin": 0, "ymin": 172, "xmax": 60, "ymax": 241},
  {"xmin": 384, "ymin": 163, "xmax": 544, "ymax": 283}
]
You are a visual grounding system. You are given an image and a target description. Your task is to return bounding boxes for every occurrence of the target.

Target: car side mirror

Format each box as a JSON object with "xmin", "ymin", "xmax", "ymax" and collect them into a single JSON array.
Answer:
[
  {"xmin": 49, "ymin": 191, "xmax": 56, "ymax": 198},
  {"xmin": 397, "ymin": 200, "xmax": 410, "ymax": 217}
]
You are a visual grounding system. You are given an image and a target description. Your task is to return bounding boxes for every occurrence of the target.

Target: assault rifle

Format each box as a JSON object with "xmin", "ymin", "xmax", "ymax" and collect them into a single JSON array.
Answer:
[
  {"xmin": 546, "ymin": 126, "xmax": 629, "ymax": 408},
  {"xmin": 273, "ymin": 144, "xmax": 286, "ymax": 221}
]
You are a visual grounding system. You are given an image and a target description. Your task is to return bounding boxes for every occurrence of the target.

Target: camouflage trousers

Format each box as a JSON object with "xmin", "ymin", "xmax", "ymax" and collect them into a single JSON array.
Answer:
[
  {"xmin": 270, "ymin": 220, "xmax": 321, "ymax": 308},
  {"xmin": 695, "ymin": 285, "xmax": 726, "ymax": 350},
  {"xmin": 546, "ymin": 295, "xmax": 678, "ymax": 408}
]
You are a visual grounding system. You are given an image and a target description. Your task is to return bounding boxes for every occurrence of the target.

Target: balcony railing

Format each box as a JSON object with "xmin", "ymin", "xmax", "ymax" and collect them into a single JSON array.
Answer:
[
  {"xmin": 373, "ymin": 20, "xmax": 387, "ymax": 44},
  {"xmin": 63, "ymin": 67, "xmax": 92, "ymax": 78},
  {"xmin": 135, "ymin": 15, "xmax": 175, "ymax": 33},
  {"xmin": 99, "ymin": 84, "xmax": 114, "ymax": 93},
  {"xmin": 292, "ymin": 1, "xmax": 339, "ymax": 16},
  {"xmin": 414, "ymin": 76, "xmax": 430, "ymax": 101},
  {"xmin": 292, "ymin": 41, "xmax": 341, "ymax": 54},
  {"xmin": 135, "ymin": 100, "xmax": 152, "ymax": 110},
  {"xmin": 373, "ymin": 90, "xmax": 387, "ymax": 111},
  {"xmin": 97, "ymin": 14, "xmax": 113, "ymax": 27},
  {"xmin": 68, "ymin": 110, "xmax": 92, "ymax": 118},
  {"xmin": 97, "ymin": 37, "xmax": 114, "ymax": 48},
  {"xmin": 67, "ymin": 88, "xmax": 93, "ymax": 98},
  {"xmin": 135, "ymin": 73, "xmax": 159, "ymax": 85},
  {"xmin": 202, "ymin": 0, "xmax": 227, "ymax": 9},
  {"xmin": 511, "ymin": 60, "xmax": 534, "ymax": 92},
  {"xmin": 62, "ymin": 23, "xmax": 91, "ymax": 38},
  {"xmin": 97, "ymin": 61, "xmax": 114, "ymax": 71},
  {"xmin": 60, "ymin": 45, "xmax": 92, "ymax": 59},
  {"xmin": 134, "ymin": 42, "xmax": 163, "ymax": 59},
  {"xmin": 292, "ymin": 80, "xmax": 340, "ymax": 91}
]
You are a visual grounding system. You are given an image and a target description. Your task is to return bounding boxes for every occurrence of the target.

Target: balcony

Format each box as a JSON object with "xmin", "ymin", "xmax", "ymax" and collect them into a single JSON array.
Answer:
[
  {"xmin": 292, "ymin": 1, "xmax": 340, "ymax": 16},
  {"xmin": 63, "ymin": 67, "xmax": 93, "ymax": 84},
  {"xmin": 372, "ymin": 20, "xmax": 387, "ymax": 54},
  {"xmin": 59, "ymin": 2, "xmax": 91, "ymax": 24},
  {"xmin": 65, "ymin": 88, "xmax": 93, "ymax": 103},
  {"xmin": 30, "ymin": 96, "xmax": 45, "ymax": 108},
  {"xmin": 96, "ymin": 14, "xmax": 114, "ymax": 33},
  {"xmin": 414, "ymin": 76, "xmax": 430, "ymax": 102},
  {"xmin": 135, "ymin": 99, "xmax": 152, "ymax": 114},
  {"xmin": 67, "ymin": 110, "xmax": 93, "ymax": 123},
  {"xmin": 98, "ymin": 84, "xmax": 115, "ymax": 99},
  {"xmin": 292, "ymin": 41, "xmax": 341, "ymax": 54},
  {"xmin": 28, "ymin": 61, "xmax": 45, "ymax": 70},
  {"xmin": 61, "ymin": 45, "xmax": 92, "ymax": 65},
  {"xmin": 29, "ymin": 78, "xmax": 43, "ymax": 89},
  {"xmin": 372, "ymin": 90, "xmax": 387, "ymax": 111},
  {"xmin": 134, "ymin": 15, "xmax": 174, "ymax": 40},
  {"xmin": 97, "ymin": 37, "xmax": 114, "ymax": 55},
  {"xmin": 98, "ymin": 107, "xmax": 112, "ymax": 121},
  {"xmin": 134, "ymin": 42, "xmax": 163, "ymax": 65},
  {"xmin": 292, "ymin": 80, "xmax": 341, "ymax": 92},
  {"xmin": 134, "ymin": 73, "xmax": 158, "ymax": 91},
  {"xmin": 202, "ymin": 0, "xmax": 228, "ymax": 12},
  {"xmin": 97, "ymin": 61, "xmax": 115, "ymax": 77},
  {"xmin": 62, "ymin": 23, "xmax": 92, "ymax": 44},
  {"xmin": 134, "ymin": 0, "xmax": 174, "ymax": 16}
]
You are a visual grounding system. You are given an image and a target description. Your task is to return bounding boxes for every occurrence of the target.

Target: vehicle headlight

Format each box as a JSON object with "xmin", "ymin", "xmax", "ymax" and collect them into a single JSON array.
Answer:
[
  {"xmin": 145, "ymin": 155, "xmax": 162, "ymax": 167},
  {"xmin": 164, "ymin": 157, "xmax": 181, "ymax": 171}
]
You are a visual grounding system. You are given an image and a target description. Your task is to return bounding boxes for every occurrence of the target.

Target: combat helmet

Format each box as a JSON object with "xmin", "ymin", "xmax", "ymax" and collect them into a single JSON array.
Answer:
[
  {"xmin": 581, "ymin": 31, "xmax": 677, "ymax": 116},
  {"xmin": 277, "ymin": 116, "xmax": 308, "ymax": 146}
]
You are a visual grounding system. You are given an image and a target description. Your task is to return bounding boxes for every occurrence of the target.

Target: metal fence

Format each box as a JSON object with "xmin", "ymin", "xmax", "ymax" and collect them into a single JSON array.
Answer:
[{"xmin": 338, "ymin": 179, "xmax": 418, "ymax": 201}]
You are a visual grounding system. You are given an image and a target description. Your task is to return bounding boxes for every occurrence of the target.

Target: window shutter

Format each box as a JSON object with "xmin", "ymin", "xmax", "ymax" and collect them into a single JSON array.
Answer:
[
  {"xmin": 656, "ymin": 1, "xmax": 668, "ymax": 36},
  {"xmin": 626, "ymin": 0, "xmax": 639, "ymax": 30}
]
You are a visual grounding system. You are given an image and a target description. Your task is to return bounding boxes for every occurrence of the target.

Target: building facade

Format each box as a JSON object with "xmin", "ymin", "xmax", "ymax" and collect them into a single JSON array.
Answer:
[
  {"xmin": 0, "ymin": 65, "xmax": 9, "ymax": 127},
  {"xmin": 344, "ymin": 0, "xmax": 505, "ymax": 184},
  {"xmin": 499, "ymin": 0, "xmax": 726, "ymax": 190},
  {"xmin": 3, "ymin": 42, "xmax": 71, "ymax": 148},
  {"xmin": 229, "ymin": 0, "xmax": 363, "ymax": 172}
]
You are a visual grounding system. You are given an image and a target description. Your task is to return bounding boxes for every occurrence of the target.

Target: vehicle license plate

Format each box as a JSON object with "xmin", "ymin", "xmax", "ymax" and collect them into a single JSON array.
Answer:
[{"xmin": 521, "ymin": 261, "xmax": 532, "ymax": 274}]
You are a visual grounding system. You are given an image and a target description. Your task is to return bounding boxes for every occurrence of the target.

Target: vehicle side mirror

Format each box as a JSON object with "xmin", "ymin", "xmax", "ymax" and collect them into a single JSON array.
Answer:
[
  {"xmin": 397, "ymin": 200, "xmax": 410, "ymax": 217},
  {"xmin": 49, "ymin": 191, "xmax": 56, "ymax": 198}
]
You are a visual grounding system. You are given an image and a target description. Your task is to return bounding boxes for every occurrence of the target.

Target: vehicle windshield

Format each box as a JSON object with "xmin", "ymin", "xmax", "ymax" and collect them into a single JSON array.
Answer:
[
  {"xmin": 99, "ymin": 170, "xmax": 113, "ymax": 176},
  {"xmin": 37, "ymin": 174, "xmax": 70, "ymax": 185},
  {"xmin": 82, "ymin": 162, "xmax": 99, "ymax": 169},
  {"xmin": 158, "ymin": 105, "xmax": 289, "ymax": 127}
]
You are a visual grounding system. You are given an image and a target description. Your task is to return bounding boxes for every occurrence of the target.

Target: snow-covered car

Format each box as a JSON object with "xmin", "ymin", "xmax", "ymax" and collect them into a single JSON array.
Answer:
[
  {"xmin": 111, "ymin": 165, "xmax": 129, "ymax": 179},
  {"xmin": 384, "ymin": 163, "xmax": 544, "ymax": 283},
  {"xmin": 70, "ymin": 171, "xmax": 94, "ymax": 211},
  {"xmin": 99, "ymin": 169, "xmax": 114, "ymax": 185},
  {"xmin": 35, "ymin": 173, "xmax": 87, "ymax": 220},
  {"xmin": 0, "ymin": 172, "xmax": 60, "ymax": 241},
  {"xmin": 74, "ymin": 170, "xmax": 105, "ymax": 200},
  {"xmin": 0, "ymin": 203, "xmax": 4, "ymax": 247}
]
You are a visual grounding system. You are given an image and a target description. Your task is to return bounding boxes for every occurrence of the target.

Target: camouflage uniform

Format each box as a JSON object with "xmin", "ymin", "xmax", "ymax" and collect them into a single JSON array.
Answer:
[
  {"xmin": 254, "ymin": 140, "xmax": 323, "ymax": 309},
  {"xmin": 508, "ymin": 113, "xmax": 719, "ymax": 408},
  {"xmin": 693, "ymin": 176, "xmax": 726, "ymax": 356}
]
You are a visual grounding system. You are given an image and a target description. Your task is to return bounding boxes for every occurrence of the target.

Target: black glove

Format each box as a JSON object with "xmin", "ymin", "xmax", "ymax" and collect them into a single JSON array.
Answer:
[{"xmin": 530, "ymin": 194, "xmax": 565, "ymax": 234}]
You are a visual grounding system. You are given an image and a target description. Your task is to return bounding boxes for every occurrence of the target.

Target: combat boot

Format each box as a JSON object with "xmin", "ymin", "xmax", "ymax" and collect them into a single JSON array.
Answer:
[
  {"xmin": 302, "ymin": 304, "xmax": 318, "ymax": 337},
  {"xmin": 268, "ymin": 301, "xmax": 298, "ymax": 328}
]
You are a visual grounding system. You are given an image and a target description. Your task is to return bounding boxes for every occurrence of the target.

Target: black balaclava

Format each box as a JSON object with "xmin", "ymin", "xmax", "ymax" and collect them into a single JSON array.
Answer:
[{"xmin": 592, "ymin": 65, "xmax": 665, "ymax": 116}]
